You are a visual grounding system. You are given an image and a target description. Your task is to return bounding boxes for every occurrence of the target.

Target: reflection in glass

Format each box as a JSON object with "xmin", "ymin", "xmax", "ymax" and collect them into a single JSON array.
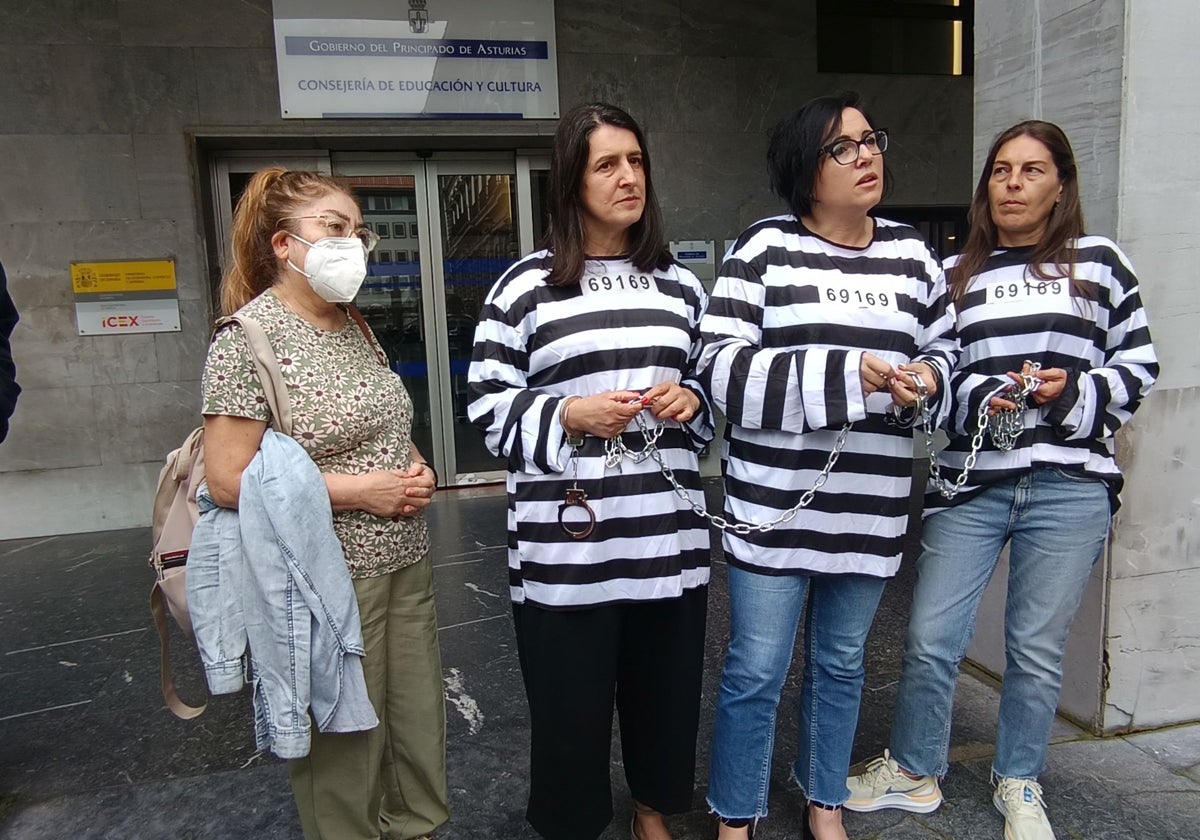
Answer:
[
  {"xmin": 341, "ymin": 178, "xmax": 434, "ymax": 464},
  {"xmin": 439, "ymin": 173, "xmax": 519, "ymax": 476}
]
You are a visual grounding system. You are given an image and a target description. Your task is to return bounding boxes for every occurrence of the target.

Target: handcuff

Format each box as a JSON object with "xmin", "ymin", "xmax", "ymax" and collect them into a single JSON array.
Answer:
[{"xmin": 558, "ymin": 433, "xmax": 596, "ymax": 539}]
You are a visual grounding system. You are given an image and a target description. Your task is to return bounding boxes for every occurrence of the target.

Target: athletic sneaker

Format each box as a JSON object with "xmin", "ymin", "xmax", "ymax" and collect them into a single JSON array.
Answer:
[
  {"xmin": 993, "ymin": 777, "xmax": 1056, "ymax": 840},
  {"xmin": 844, "ymin": 750, "xmax": 943, "ymax": 813}
]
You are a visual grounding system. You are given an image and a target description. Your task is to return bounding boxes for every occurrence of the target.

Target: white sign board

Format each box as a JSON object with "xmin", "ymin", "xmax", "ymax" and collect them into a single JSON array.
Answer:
[
  {"xmin": 273, "ymin": 0, "xmax": 559, "ymax": 119},
  {"xmin": 670, "ymin": 240, "xmax": 716, "ymax": 286}
]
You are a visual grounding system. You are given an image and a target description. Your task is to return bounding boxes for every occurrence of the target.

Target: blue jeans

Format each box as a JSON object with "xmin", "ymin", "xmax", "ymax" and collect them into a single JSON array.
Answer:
[
  {"xmin": 708, "ymin": 564, "xmax": 887, "ymax": 817},
  {"xmin": 890, "ymin": 467, "xmax": 1110, "ymax": 780}
]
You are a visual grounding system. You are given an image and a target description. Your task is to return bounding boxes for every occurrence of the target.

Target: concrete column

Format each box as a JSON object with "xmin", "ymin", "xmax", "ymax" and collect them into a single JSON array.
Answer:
[{"xmin": 969, "ymin": 0, "xmax": 1200, "ymax": 732}]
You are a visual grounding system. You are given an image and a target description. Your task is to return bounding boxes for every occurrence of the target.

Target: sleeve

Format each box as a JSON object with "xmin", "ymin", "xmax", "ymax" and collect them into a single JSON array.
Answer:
[
  {"xmin": 0, "ymin": 263, "xmax": 20, "ymax": 443},
  {"xmin": 465, "ymin": 273, "xmax": 574, "ymax": 475},
  {"xmin": 677, "ymin": 270, "xmax": 716, "ymax": 451},
  {"xmin": 1042, "ymin": 246, "xmax": 1158, "ymax": 440},
  {"xmin": 697, "ymin": 252, "xmax": 868, "ymax": 433},
  {"xmin": 911, "ymin": 259, "xmax": 960, "ymax": 430},
  {"xmin": 201, "ymin": 323, "xmax": 272, "ymax": 422},
  {"xmin": 948, "ymin": 370, "xmax": 1012, "ymax": 437}
]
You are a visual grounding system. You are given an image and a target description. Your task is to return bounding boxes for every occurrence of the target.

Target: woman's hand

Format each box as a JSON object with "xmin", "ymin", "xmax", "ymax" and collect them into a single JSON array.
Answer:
[
  {"xmin": 889, "ymin": 361, "xmax": 938, "ymax": 408},
  {"xmin": 327, "ymin": 468, "xmax": 434, "ymax": 519},
  {"xmin": 640, "ymin": 381, "xmax": 701, "ymax": 423},
  {"xmin": 860, "ymin": 352, "xmax": 897, "ymax": 397},
  {"xmin": 1009, "ymin": 363, "xmax": 1068, "ymax": 405},
  {"xmin": 562, "ymin": 391, "xmax": 644, "ymax": 439}
]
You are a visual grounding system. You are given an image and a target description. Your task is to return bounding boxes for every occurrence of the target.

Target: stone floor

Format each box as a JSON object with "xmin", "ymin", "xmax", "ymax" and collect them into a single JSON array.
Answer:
[{"xmin": 2, "ymin": 484, "xmax": 1198, "ymax": 839}]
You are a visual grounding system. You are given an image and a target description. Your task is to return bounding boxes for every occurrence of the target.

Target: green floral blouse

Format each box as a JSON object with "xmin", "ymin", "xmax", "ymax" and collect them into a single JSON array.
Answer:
[{"xmin": 201, "ymin": 290, "xmax": 429, "ymax": 578}]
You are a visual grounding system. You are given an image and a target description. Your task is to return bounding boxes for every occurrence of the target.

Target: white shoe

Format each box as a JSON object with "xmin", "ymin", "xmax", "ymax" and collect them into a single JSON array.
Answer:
[
  {"xmin": 993, "ymin": 777, "xmax": 1056, "ymax": 840},
  {"xmin": 844, "ymin": 749, "xmax": 943, "ymax": 814}
]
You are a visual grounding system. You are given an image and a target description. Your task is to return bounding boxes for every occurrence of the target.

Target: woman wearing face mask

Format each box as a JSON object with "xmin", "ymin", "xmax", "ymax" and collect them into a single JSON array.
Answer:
[
  {"xmin": 698, "ymin": 91, "xmax": 958, "ymax": 840},
  {"xmin": 467, "ymin": 103, "xmax": 713, "ymax": 840},
  {"xmin": 201, "ymin": 167, "xmax": 447, "ymax": 840},
  {"xmin": 846, "ymin": 121, "xmax": 1157, "ymax": 840}
]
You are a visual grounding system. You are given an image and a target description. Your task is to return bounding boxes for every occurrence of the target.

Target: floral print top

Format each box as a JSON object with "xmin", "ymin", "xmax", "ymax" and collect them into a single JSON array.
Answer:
[{"xmin": 201, "ymin": 290, "xmax": 428, "ymax": 578}]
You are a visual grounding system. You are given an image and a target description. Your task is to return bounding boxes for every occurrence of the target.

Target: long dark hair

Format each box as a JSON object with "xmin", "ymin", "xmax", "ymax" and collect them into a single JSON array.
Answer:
[
  {"xmin": 767, "ymin": 90, "xmax": 892, "ymax": 219},
  {"xmin": 543, "ymin": 103, "xmax": 671, "ymax": 287},
  {"xmin": 950, "ymin": 120, "xmax": 1088, "ymax": 301}
]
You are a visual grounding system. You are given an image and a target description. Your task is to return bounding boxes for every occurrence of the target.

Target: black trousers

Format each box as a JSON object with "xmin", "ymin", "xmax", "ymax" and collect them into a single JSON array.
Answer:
[{"xmin": 512, "ymin": 586, "xmax": 709, "ymax": 840}]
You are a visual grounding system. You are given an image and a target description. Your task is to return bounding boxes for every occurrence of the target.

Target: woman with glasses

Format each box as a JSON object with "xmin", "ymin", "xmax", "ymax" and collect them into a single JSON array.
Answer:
[
  {"xmin": 468, "ymin": 103, "xmax": 712, "ymax": 840},
  {"xmin": 699, "ymin": 91, "xmax": 958, "ymax": 840},
  {"xmin": 845, "ymin": 121, "xmax": 1158, "ymax": 840},
  {"xmin": 201, "ymin": 168, "xmax": 448, "ymax": 840}
]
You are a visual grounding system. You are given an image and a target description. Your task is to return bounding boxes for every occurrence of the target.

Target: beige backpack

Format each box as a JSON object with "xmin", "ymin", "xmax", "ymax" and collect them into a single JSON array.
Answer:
[{"xmin": 148, "ymin": 314, "xmax": 292, "ymax": 719}]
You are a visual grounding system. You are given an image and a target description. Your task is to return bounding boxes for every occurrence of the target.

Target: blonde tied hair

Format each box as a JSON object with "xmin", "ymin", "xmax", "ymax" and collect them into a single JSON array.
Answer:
[{"xmin": 219, "ymin": 167, "xmax": 356, "ymax": 316}]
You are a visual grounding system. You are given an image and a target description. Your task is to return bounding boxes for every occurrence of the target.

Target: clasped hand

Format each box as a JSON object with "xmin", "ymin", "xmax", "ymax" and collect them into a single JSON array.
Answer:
[
  {"xmin": 987, "ymin": 362, "xmax": 1068, "ymax": 416},
  {"xmin": 860, "ymin": 353, "xmax": 938, "ymax": 408},
  {"xmin": 564, "ymin": 382, "xmax": 700, "ymax": 439},
  {"xmin": 357, "ymin": 463, "xmax": 436, "ymax": 519}
]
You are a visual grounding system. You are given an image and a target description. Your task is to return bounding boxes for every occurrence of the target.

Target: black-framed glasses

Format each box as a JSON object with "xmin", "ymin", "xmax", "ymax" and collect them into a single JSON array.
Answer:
[
  {"xmin": 818, "ymin": 129, "xmax": 889, "ymax": 166},
  {"xmin": 279, "ymin": 214, "xmax": 381, "ymax": 253}
]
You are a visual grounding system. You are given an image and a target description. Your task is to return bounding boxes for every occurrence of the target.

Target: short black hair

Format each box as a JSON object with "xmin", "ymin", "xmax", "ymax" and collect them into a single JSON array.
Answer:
[{"xmin": 766, "ymin": 91, "xmax": 892, "ymax": 218}]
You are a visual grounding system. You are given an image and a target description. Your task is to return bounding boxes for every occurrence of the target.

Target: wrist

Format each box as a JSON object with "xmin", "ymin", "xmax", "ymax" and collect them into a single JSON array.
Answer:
[{"xmin": 560, "ymin": 395, "xmax": 582, "ymax": 437}]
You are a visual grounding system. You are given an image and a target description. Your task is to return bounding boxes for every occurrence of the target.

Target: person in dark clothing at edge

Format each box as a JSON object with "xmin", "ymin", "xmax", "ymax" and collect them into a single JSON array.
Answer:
[{"xmin": 0, "ymin": 261, "xmax": 20, "ymax": 444}]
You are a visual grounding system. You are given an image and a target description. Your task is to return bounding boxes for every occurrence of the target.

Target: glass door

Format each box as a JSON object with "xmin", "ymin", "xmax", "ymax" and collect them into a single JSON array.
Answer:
[{"xmin": 336, "ymin": 153, "xmax": 549, "ymax": 485}]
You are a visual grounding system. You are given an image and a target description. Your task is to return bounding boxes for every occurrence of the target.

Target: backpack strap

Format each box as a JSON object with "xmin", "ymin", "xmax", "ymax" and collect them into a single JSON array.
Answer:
[
  {"xmin": 346, "ymin": 305, "xmax": 389, "ymax": 367},
  {"xmin": 216, "ymin": 314, "xmax": 293, "ymax": 435},
  {"xmin": 151, "ymin": 584, "xmax": 206, "ymax": 719}
]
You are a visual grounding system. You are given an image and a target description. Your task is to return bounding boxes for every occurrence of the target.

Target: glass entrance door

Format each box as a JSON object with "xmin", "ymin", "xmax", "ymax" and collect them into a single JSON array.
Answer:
[{"xmin": 336, "ymin": 153, "xmax": 549, "ymax": 485}]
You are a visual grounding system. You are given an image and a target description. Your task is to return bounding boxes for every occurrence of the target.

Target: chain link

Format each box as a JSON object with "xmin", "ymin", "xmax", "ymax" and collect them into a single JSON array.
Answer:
[
  {"xmin": 919, "ymin": 361, "xmax": 1042, "ymax": 499},
  {"xmin": 609, "ymin": 407, "xmax": 852, "ymax": 534}
]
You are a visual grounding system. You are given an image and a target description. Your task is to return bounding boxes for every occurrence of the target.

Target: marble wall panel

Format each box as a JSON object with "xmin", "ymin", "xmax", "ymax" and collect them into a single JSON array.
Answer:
[
  {"xmin": 94, "ymin": 380, "xmax": 201, "ymax": 467},
  {"xmin": 117, "ymin": 0, "xmax": 274, "ymax": 48},
  {"xmin": 0, "ymin": 386, "xmax": 101, "ymax": 473},
  {"xmin": 0, "ymin": 463, "xmax": 161, "ymax": 539},
  {"xmin": 1104, "ymin": 568, "xmax": 1200, "ymax": 731},
  {"xmin": 133, "ymin": 134, "xmax": 201, "ymax": 223},
  {"xmin": 1110, "ymin": 388, "xmax": 1200, "ymax": 580},
  {"xmin": 0, "ymin": 0, "xmax": 119, "ymax": 47},
  {"xmin": 680, "ymin": 0, "xmax": 816, "ymax": 60},
  {"xmin": 556, "ymin": 0, "xmax": 681, "ymax": 56},
  {"xmin": 193, "ymin": 47, "xmax": 284, "ymax": 126},
  {"xmin": 0, "ymin": 46, "xmax": 57, "ymax": 134},
  {"xmin": 153, "ymin": 300, "xmax": 215, "ymax": 386},
  {"xmin": 0, "ymin": 135, "xmax": 138, "ymax": 225},
  {"xmin": 8, "ymin": 304, "xmax": 158, "ymax": 390},
  {"xmin": 1, "ymin": 220, "xmax": 207, "ymax": 308}
]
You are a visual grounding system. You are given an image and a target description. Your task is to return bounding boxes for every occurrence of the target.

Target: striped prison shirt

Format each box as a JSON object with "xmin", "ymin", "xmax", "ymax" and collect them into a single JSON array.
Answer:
[
  {"xmin": 467, "ymin": 252, "xmax": 714, "ymax": 609},
  {"xmin": 698, "ymin": 215, "xmax": 958, "ymax": 578},
  {"xmin": 928, "ymin": 236, "xmax": 1158, "ymax": 513}
]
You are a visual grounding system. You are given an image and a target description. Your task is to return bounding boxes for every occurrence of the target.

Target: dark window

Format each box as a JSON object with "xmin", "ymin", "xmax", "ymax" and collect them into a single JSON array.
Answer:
[
  {"xmin": 876, "ymin": 205, "xmax": 969, "ymax": 260},
  {"xmin": 378, "ymin": 250, "xmax": 392, "ymax": 263},
  {"xmin": 393, "ymin": 223, "xmax": 406, "ymax": 238},
  {"xmin": 817, "ymin": 0, "xmax": 973, "ymax": 76},
  {"xmin": 376, "ymin": 223, "xmax": 390, "ymax": 238},
  {"xmin": 409, "ymin": 222, "xmax": 419, "ymax": 237},
  {"xmin": 394, "ymin": 250, "xmax": 408, "ymax": 262}
]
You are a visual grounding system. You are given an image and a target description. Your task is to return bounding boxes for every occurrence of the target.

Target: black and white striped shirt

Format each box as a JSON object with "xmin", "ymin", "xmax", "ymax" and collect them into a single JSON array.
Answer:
[
  {"xmin": 467, "ymin": 252, "xmax": 713, "ymax": 609},
  {"xmin": 929, "ymin": 236, "xmax": 1158, "ymax": 512},
  {"xmin": 698, "ymin": 215, "xmax": 958, "ymax": 577}
]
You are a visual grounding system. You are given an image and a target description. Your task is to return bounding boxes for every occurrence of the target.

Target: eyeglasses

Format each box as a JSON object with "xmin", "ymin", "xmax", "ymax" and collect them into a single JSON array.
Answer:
[
  {"xmin": 818, "ymin": 129, "xmax": 889, "ymax": 166},
  {"xmin": 280, "ymin": 214, "xmax": 380, "ymax": 253}
]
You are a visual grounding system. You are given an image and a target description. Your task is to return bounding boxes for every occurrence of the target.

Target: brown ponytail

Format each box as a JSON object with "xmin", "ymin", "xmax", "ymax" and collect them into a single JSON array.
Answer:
[{"xmin": 218, "ymin": 167, "xmax": 354, "ymax": 316}]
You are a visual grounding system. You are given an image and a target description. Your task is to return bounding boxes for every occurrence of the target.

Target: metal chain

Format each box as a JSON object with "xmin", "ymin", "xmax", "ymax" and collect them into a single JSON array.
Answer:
[
  {"xmin": 916, "ymin": 361, "xmax": 1043, "ymax": 499},
  {"xmin": 607, "ymin": 407, "xmax": 852, "ymax": 534}
]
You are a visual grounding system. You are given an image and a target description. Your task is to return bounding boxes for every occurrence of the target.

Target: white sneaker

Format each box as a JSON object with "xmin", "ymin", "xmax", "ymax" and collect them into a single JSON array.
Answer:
[
  {"xmin": 844, "ymin": 750, "xmax": 943, "ymax": 813},
  {"xmin": 993, "ymin": 777, "xmax": 1056, "ymax": 840}
]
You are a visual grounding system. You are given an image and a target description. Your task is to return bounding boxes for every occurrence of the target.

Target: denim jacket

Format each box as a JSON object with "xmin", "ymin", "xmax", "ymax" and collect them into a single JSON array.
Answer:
[{"xmin": 187, "ymin": 429, "xmax": 378, "ymax": 759}]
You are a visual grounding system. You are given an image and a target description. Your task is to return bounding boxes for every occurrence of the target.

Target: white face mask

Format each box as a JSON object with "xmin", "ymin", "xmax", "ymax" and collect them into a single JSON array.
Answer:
[{"xmin": 287, "ymin": 234, "xmax": 367, "ymax": 303}]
